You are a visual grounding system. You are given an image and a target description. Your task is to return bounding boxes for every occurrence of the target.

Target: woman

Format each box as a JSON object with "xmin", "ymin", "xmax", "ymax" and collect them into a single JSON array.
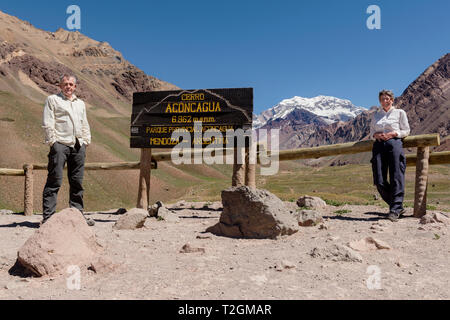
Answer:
[{"xmin": 370, "ymin": 90, "xmax": 410, "ymax": 221}]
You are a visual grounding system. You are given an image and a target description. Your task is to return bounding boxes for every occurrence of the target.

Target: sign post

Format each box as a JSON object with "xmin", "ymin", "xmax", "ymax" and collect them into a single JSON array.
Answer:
[{"xmin": 136, "ymin": 148, "xmax": 152, "ymax": 209}]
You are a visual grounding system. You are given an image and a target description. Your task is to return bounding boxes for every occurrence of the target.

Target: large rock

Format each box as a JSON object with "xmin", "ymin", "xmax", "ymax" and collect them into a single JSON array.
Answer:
[
  {"xmin": 15, "ymin": 208, "xmax": 104, "ymax": 277},
  {"xmin": 206, "ymin": 186, "xmax": 299, "ymax": 239},
  {"xmin": 113, "ymin": 208, "xmax": 148, "ymax": 230}
]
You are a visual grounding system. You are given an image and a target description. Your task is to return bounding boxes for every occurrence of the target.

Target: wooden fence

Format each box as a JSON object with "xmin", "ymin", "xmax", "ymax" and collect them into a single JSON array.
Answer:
[{"xmin": 0, "ymin": 133, "xmax": 448, "ymax": 218}]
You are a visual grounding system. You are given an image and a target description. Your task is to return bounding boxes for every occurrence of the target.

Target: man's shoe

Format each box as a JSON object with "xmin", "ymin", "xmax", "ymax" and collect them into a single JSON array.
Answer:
[{"xmin": 85, "ymin": 218, "xmax": 95, "ymax": 226}]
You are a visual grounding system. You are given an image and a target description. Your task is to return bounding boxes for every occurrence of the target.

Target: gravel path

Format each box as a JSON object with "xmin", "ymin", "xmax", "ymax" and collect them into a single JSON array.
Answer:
[{"xmin": 0, "ymin": 203, "xmax": 449, "ymax": 300}]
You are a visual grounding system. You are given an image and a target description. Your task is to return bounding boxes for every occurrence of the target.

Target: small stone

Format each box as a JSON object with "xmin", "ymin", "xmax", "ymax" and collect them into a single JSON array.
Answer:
[
  {"xmin": 297, "ymin": 210, "xmax": 323, "ymax": 227},
  {"xmin": 113, "ymin": 208, "xmax": 148, "ymax": 230},
  {"xmin": 115, "ymin": 208, "xmax": 127, "ymax": 215},
  {"xmin": 179, "ymin": 243, "xmax": 205, "ymax": 254},
  {"xmin": 156, "ymin": 201, "xmax": 164, "ymax": 207},
  {"xmin": 297, "ymin": 195, "xmax": 327, "ymax": 209},
  {"xmin": 326, "ymin": 236, "xmax": 340, "ymax": 242},
  {"xmin": 420, "ymin": 212, "xmax": 450, "ymax": 225},
  {"xmin": 395, "ymin": 260, "xmax": 409, "ymax": 268},
  {"xmin": 348, "ymin": 237, "xmax": 392, "ymax": 252},
  {"xmin": 157, "ymin": 207, "xmax": 180, "ymax": 223},
  {"xmin": 148, "ymin": 204, "xmax": 159, "ymax": 217},
  {"xmin": 318, "ymin": 223, "xmax": 328, "ymax": 230},
  {"xmin": 280, "ymin": 260, "xmax": 296, "ymax": 269},
  {"xmin": 310, "ymin": 244, "xmax": 363, "ymax": 263},
  {"xmin": 196, "ymin": 235, "xmax": 212, "ymax": 239}
]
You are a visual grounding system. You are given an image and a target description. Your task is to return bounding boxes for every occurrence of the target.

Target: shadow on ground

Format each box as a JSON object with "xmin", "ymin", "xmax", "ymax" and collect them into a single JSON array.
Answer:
[
  {"xmin": 0, "ymin": 221, "xmax": 40, "ymax": 229},
  {"xmin": 324, "ymin": 211, "xmax": 414, "ymax": 222}
]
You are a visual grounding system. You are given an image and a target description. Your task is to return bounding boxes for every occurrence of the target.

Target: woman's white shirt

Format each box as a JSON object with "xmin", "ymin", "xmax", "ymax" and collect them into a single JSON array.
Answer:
[{"xmin": 370, "ymin": 106, "xmax": 410, "ymax": 139}]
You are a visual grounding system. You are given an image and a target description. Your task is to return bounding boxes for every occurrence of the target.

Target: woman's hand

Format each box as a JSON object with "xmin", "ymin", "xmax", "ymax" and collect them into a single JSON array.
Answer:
[{"xmin": 374, "ymin": 132, "xmax": 398, "ymax": 141}]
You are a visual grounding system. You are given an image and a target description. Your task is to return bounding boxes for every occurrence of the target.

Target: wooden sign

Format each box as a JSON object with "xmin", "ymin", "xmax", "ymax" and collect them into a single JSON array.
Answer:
[{"xmin": 130, "ymin": 88, "xmax": 253, "ymax": 148}]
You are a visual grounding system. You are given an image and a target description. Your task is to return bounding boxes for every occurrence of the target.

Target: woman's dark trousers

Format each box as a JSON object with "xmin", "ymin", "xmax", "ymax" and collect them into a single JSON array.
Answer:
[{"xmin": 371, "ymin": 138, "xmax": 406, "ymax": 214}]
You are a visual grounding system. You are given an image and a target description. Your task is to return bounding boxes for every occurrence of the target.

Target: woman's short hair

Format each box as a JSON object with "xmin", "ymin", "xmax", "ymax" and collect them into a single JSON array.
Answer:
[
  {"xmin": 59, "ymin": 74, "xmax": 77, "ymax": 84},
  {"xmin": 379, "ymin": 89, "xmax": 394, "ymax": 100}
]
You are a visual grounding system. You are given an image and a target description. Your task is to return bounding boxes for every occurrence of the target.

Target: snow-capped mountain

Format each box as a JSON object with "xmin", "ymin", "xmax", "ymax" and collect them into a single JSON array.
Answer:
[{"xmin": 253, "ymin": 95, "xmax": 365, "ymax": 129}]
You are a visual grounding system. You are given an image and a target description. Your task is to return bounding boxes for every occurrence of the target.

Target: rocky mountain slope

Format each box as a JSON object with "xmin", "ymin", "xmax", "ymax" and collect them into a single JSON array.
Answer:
[
  {"xmin": 0, "ymin": 10, "xmax": 232, "ymax": 212},
  {"xmin": 395, "ymin": 53, "xmax": 450, "ymax": 151},
  {"xmin": 0, "ymin": 10, "xmax": 178, "ymax": 112}
]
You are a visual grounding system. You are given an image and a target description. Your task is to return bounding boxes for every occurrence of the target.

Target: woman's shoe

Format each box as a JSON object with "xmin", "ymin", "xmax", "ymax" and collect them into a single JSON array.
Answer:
[{"xmin": 388, "ymin": 209, "xmax": 405, "ymax": 222}]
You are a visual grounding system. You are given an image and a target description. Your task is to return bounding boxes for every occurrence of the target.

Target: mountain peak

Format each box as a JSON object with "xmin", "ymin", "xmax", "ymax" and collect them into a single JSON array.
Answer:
[{"xmin": 253, "ymin": 95, "xmax": 365, "ymax": 129}]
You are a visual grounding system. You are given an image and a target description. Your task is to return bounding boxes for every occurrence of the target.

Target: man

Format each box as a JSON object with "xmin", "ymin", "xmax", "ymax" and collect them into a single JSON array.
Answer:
[
  {"xmin": 41, "ymin": 74, "xmax": 94, "ymax": 226},
  {"xmin": 370, "ymin": 90, "xmax": 410, "ymax": 222}
]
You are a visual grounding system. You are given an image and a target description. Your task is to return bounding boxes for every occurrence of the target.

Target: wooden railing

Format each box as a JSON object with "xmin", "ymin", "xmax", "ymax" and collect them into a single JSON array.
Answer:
[
  {"xmin": 0, "ymin": 133, "xmax": 447, "ymax": 218},
  {"xmin": 1, "ymin": 161, "xmax": 156, "ymax": 216}
]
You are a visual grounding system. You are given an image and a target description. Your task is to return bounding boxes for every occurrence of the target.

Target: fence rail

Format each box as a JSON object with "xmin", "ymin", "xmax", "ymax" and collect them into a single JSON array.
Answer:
[{"xmin": 0, "ymin": 133, "xmax": 447, "ymax": 218}]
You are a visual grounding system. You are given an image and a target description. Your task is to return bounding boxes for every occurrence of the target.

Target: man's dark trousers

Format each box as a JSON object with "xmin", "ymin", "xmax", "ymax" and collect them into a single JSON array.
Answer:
[
  {"xmin": 371, "ymin": 137, "xmax": 406, "ymax": 214},
  {"xmin": 42, "ymin": 140, "xmax": 86, "ymax": 220}
]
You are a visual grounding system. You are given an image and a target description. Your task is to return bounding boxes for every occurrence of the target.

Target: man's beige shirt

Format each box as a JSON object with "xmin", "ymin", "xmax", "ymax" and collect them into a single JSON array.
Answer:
[{"xmin": 42, "ymin": 92, "xmax": 91, "ymax": 147}]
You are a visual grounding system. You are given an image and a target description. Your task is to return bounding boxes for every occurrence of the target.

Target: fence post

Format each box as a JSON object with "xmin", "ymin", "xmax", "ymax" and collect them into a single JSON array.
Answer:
[
  {"xmin": 245, "ymin": 142, "xmax": 256, "ymax": 190},
  {"xmin": 23, "ymin": 164, "xmax": 34, "ymax": 216},
  {"xmin": 414, "ymin": 146, "xmax": 429, "ymax": 218},
  {"xmin": 232, "ymin": 147, "xmax": 246, "ymax": 187},
  {"xmin": 137, "ymin": 148, "xmax": 152, "ymax": 209}
]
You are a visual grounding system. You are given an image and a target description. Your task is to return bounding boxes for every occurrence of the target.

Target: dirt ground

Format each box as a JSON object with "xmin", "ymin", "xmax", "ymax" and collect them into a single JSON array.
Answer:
[{"xmin": 0, "ymin": 202, "xmax": 449, "ymax": 300}]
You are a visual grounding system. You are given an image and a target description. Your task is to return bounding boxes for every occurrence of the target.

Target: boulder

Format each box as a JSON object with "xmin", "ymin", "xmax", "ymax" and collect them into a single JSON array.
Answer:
[
  {"xmin": 15, "ymin": 208, "xmax": 104, "ymax": 277},
  {"xmin": 206, "ymin": 186, "xmax": 299, "ymax": 239},
  {"xmin": 113, "ymin": 208, "xmax": 148, "ymax": 230},
  {"xmin": 297, "ymin": 195, "xmax": 327, "ymax": 209},
  {"xmin": 297, "ymin": 209, "xmax": 323, "ymax": 226}
]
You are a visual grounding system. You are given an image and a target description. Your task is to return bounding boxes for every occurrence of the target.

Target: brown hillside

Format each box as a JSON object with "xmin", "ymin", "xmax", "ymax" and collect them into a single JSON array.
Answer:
[{"xmin": 0, "ymin": 10, "xmax": 233, "ymax": 212}]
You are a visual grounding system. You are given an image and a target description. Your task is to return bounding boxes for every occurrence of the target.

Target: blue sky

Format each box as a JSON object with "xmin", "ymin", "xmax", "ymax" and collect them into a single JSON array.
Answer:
[{"xmin": 1, "ymin": 0, "xmax": 449, "ymax": 114}]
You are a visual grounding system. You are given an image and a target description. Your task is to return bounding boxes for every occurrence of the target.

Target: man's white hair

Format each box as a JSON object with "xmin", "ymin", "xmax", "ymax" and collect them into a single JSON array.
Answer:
[{"xmin": 59, "ymin": 74, "xmax": 77, "ymax": 84}]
